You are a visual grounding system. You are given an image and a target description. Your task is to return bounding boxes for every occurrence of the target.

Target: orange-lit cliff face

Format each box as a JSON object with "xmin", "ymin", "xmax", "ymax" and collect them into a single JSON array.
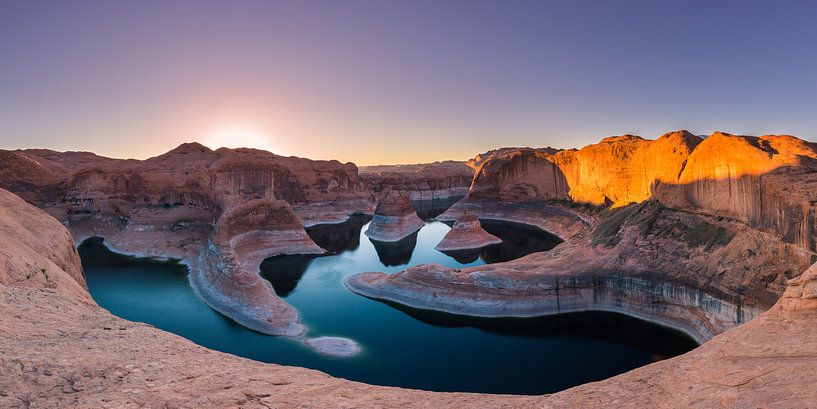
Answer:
[{"xmin": 466, "ymin": 130, "xmax": 817, "ymax": 251}]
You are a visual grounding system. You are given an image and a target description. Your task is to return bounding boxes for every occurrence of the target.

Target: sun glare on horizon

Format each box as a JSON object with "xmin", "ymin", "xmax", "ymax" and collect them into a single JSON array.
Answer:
[{"xmin": 202, "ymin": 126, "xmax": 278, "ymax": 153}]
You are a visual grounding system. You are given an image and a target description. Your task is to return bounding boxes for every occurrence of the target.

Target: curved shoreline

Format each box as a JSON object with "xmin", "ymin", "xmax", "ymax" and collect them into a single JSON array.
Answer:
[{"xmin": 344, "ymin": 271, "xmax": 763, "ymax": 344}]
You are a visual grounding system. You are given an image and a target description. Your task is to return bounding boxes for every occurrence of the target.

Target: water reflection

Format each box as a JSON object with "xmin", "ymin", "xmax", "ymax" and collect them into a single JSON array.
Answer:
[
  {"xmin": 438, "ymin": 219, "xmax": 563, "ymax": 263},
  {"xmin": 413, "ymin": 196, "xmax": 464, "ymax": 220},
  {"xmin": 369, "ymin": 232, "xmax": 419, "ymax": 266}
]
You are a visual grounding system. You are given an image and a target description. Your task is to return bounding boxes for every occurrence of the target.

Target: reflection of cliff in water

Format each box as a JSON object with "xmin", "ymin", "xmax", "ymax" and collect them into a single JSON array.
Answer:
[
  {"xmin": 413, "ymin": 196, "xmax": 465, "ymax": 220},
  {"xmin": 439, "ymin": 219, "xmax": 562, "ymax": 264},
  {"xmin": 261, "ymin": 215, "xmax": 371, "ymax": 296},
  {"xmin": 377, "ymin": 299, "xmax": 699, "ymax": 358},
  {"xmin": 78, "ymin": 236, "xmax": 182, "ymax": 268},
  {"xmin": 369, "ymin": 232, "xmax": 419, "ymax": 267},
  {"xmin": 260, "ymin": 255, "xmax": 316, "ymax": 297},
  {"xmin": 306, "ymin": 214, "xmax": 371, "ymax": 254}
]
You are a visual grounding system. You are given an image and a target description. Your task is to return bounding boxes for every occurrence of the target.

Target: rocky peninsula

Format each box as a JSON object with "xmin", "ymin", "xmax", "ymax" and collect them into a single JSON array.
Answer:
[
  {"xmin": 4, "ymin": 130, "xmax": 817, "ymax": 406},
  {"xmin": 434, "ymin": 212, "xmax": 502, "ymax": 251},
  {"xmin": 364, "ymin": 189, "xmax": 425, "ymax": 242}
]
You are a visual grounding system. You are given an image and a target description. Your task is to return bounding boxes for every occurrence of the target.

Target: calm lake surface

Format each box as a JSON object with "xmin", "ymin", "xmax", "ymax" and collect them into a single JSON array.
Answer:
[{"xmin": 81, "ymin": 212, "xmax": 698, "ymax": 395}]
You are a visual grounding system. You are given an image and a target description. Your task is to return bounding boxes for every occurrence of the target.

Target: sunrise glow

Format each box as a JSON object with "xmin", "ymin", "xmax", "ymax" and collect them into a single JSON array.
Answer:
[{"xmin": 203, "ymin": 127, "xmax": 277, "ymax": 152}]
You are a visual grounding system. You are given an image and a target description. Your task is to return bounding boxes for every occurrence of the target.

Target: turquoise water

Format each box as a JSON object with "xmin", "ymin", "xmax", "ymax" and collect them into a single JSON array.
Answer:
[{"xmin": 81, "ymin": 217, "xmax": 697, "ymax": 395}]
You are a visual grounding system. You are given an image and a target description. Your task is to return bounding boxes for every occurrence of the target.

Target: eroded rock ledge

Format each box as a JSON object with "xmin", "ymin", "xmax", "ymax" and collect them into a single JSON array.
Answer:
[
  {"xmin": 4, "ymin": 186, "xmax": 817, "ymax": 407},
  {"xmin": 354, "ymin": 199, "xmax": 813, "ymax": 343}
]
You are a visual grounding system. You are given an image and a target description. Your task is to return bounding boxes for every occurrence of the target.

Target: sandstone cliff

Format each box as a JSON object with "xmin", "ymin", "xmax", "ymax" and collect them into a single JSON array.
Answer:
[
  {"xmin": 360, "ymin": 160, "xmax": 473, "ymax": 201},
  {"xmin": 4, "ymin": 186, "xmax": 817, "ymax": 407},
  {"xmin": 465, "ymin": 130, "xmax": 817, "ymax": 254}
]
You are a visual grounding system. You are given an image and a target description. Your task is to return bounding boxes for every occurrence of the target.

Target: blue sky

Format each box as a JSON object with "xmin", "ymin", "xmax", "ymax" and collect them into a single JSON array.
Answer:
[{"xmin": 1, "ymin": 0, "xmax": 816, "ymax": 164}]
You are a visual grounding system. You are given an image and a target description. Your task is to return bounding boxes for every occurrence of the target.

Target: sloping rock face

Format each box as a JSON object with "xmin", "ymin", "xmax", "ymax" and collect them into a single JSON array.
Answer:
[
  {"xmin": 365, "ymin": 189, "xmax": 425, "ymax": 242},
  {"xmin": 5, "ymin": 187, "xmax": 817, "ymax": 407},
  {"xmin": 360, "ymin": 160, "xmax": 473, "ymax": 201},
  {"xmin": 552, "ymin": 131, "xmax": 701, "ymax": 206},
  {"xmin": 434, "ymin": 213, "xmax": 502, "ymax": 251},
  {"xmin": 0, "ymin": 189, "xmax": 89, "ymax": 302}
]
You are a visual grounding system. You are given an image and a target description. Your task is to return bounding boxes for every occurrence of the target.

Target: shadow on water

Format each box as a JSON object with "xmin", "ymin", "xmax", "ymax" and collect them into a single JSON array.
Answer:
[
  {"xmin": 78, "ymin": 236, "xmax": 181, "ymax": 268},
  {"xmin": 368, "ymin": 232, "xmax": 419, "ymax": 267},
  {"xmin": 377, "ymin": 298, "xmax": 699, "ymax": 361},
  {"xmin": 306, "ymin": 214, "xmax": 372, "ymax": 254},
  {"xmin": 413, "ymin": 196, "xmax": 464, "ymax": 220},
  {"xmin": 260, "ymin": 215, "xmax": 372, "ymax": 297},
  {"xmin": 439, "ymin": 219, "xmax": 563, "ymax": 264}
]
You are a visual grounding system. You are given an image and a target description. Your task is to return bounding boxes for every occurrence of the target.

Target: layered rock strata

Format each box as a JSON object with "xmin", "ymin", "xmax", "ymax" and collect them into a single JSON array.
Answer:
[
  {"xmin": 365, "ymin": 189, "xmax": 425, "ymax": 242},
  {"xmin": 434, "ymin": 212, "xmax": 502, "ymax": 251},
  {"xmin": 465, "ymin": 130, "xmax": 817, "ymax": 254},
  {"xmin": 354, "ymin": 200, "xmax": 813, "ymax": 342},
  {"xmin": 190, "ymin": 199, "xmax": 324, "ymax": 336},
  {"xmin": 0, "ymin": 143, "xmax": 373, "ymax": 336},
  {"xmin": 360, "ymin": 161, "xmax": 473, "ymax": 201},
  {"xmin": 4, "ymin": 187, "xmax": 817, "ymax": 407}
]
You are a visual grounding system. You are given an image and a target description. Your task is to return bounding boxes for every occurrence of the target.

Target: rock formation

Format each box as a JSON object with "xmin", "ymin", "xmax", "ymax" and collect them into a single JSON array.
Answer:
[
  {"xmin": 360, "ymin": 160, "xmax": 473, "ymax": 201},
  {"xmin": 434, "ymin": 212, "xmax": 501, "ymax": 251},
  {"xmin": 359, "ymin": 200, "xmax": 812, "ymax": 342},
  {"xmin": 365, "ymin": 189, "xmax": 425, "ymax": 242},
  {"xmin": 4, "ymin": 186, "xmax": 817, "ymax": 407},
  {"xmin": 463, "ymin": 130, "xmax": 817, "ymax": 254},
  {"xmin": 0, "ymin": 143, "xmax": 373, "ymax": 336},
  {"xmin": 190, "ymin": 199, "xmax": 325, "ymax": 336}
]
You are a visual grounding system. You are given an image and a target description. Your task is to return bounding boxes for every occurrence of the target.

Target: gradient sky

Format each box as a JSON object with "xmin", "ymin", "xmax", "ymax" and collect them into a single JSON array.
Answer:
[{"xmin": 2, "ymin": 0, "xmax": 817, "ymax": 165}]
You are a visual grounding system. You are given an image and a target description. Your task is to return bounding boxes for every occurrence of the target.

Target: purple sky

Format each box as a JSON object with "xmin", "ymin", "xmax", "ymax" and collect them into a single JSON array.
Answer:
[{"xmin": 2, "ymin": 0, "xmax": 817, "ymax": 164}]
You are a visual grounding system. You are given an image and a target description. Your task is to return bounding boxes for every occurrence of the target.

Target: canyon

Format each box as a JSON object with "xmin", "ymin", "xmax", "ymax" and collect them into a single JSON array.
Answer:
[{"xmin": 3, "ymin": 130, "xmax": 817, "ymax": 406}]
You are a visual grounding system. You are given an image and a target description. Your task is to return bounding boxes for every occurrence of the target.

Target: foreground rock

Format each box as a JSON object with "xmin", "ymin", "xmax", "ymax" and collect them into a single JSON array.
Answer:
[
  {"xmin": 434, "ymin": 213, "xmax": 501, "ymax": 251},
  {"xmin": 365, "ymin": 189, "xmax": 425, "ymax": 242},
  {"xmin": 4, "ymin": 187, "xmax": 817, "ymax": 407}
]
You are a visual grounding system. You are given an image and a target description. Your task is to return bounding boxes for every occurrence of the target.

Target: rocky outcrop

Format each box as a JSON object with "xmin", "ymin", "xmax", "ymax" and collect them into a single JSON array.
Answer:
[
  {"xmin": 360, "ymin": 160, "xmax": 473, "ymax": 201},
  {"xmin": 0, "ymin": 143, "xmax": 374, "ymax": 336},
  {"xmin": 354, "ymin": 201, "xmax": 813, "ymax": 342},
  {"xmin": 434, "ymin": 213, "xmax": 502, "ymax": 251},
  {"xmin": 465, "ymin": 131, "xmax": 817, "ymax": 255},
  {"xmin": 654, "ymin": 132, "xmax": 817, "ymax": 252},
  {"xmin": 466, "ymin": 147, "xmax": 560, "ymax": 170},
  {"xmin": 467, "ymin": 131, "xmax": 701, "ymax": 206},
  {"xmin": 468, "ymin": 148, "xmax": 570, "ymax": 202},
  {"xmin": 188, "ymin": 199, "xmax": 324, "ymax": 337},
  {"xmin": 5, "ymin": 186, "xmax": 817, "ymax": 407},
  {"xmin": 0, "ymin": 188, "xmax": 89, "ymax": 302},
  {"xmin": 365, "ymin": 190, "xmax": 425, "ymax": 242}
]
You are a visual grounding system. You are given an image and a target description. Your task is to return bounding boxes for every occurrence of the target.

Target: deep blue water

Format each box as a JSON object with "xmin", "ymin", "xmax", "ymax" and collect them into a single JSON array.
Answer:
[{"xmin": 81, "ymin": 215, "xmax": 697, "ymax": 395}]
